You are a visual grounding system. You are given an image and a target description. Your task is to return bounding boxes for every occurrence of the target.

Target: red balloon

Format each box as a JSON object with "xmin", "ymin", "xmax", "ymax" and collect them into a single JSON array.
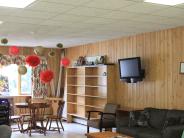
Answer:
[
  {"xmin": 25, "ymin": 55, "xmax": 40, "ymax": 67},
  {"xmin": 9, "ymin": 46, "xmax": 19, "ymax": 55},
  {"xmin": 60, "ymin": 57, "xmax": 70, "ymax": 67},
  {"xmin": 40, "ymin": 70, "xmax": 54, "ymax": 83}
]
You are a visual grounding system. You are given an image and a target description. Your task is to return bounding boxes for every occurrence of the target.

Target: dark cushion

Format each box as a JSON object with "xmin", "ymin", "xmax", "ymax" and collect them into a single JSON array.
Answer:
[
  {"xmin": 138, "ymin": 128, "xmax": 162, "ymax": 138},
  {"xmin": 166, "ymin": 110, "xmax": 184, "ymax": 120},
  {"xmin": 163, "ymin": 117, "xmax": 180, "ymax": 129},
  {"xmin": 163, "ymin": 125, "xmax": 184, "ymax": 138},
  {"xmin": 180, "ymin": 117, "xmax": 184, "ymax": 124},
  {"xmin": 145, "ymin": 108, "xmax": 167, "ymax": 129},
  {"xmin": 87, "ymin": 118, "xmax": 116, "ymax": 129},
  {"xmin": 129, "ymin": 110, "xmax": 149, "ymax": 127},
  {"xmin": 118, "ymin": 126, "xmax": 143, "ymax": 137},
  {"xmin": 128, "ymin": 110, "xmax": 142, "ymax": 127},
  {"xmin": 137, "ymin": 110, "xmax": 150, "ymax": 127}
]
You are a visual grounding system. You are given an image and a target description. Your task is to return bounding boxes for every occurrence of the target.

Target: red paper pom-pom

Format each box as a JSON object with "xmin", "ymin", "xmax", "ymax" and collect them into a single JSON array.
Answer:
[
  {"xmin": 9, "ymin": 46, "xmax": 19, "ymax": 55},
  {"xmin": 60, "ymin": 57, "xmax": 70, "ymax": 67},
  {"xmin": 40, "ymin": 70, "xmax": 54, "ymax": 83},
  {"xmin": 25, "ymin": 55, "xmax": 40, "ymax": 67}
]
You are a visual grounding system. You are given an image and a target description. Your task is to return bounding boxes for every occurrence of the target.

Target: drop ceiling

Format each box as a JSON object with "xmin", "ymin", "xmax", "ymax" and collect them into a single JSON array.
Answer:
[{"xmin": 0, "ymin": 0, "xmax": 184, "ymax": 48}]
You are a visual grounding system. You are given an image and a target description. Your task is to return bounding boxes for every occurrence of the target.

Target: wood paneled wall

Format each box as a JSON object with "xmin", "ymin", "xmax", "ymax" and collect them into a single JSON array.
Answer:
[
  {"xmin": 65, "ymin": 26, "xmax": 184, "ymax": 110},
  {"xmin": 0, "ymin": 46, "xmax": 61, "ymax": 96}
]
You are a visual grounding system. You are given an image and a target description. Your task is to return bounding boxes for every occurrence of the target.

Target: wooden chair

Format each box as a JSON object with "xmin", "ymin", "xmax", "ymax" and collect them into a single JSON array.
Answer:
[
  {"xmin": 46, "ymin": 101, "xmax": 65, "ymax": 133},
  {"xmin": 18, "ymin": 96, "xmax": 31, "ymax": 130},
  {"xmin": 9, "ymin": 102, "xmax": 23, "ymax": 132},
  {"xmin": 10, "ymin": 115, "xmax": 23, "ymax": 132},
  {"xmin": 27, "ymin": 102, "xmax": 47, "ymax": 136}
]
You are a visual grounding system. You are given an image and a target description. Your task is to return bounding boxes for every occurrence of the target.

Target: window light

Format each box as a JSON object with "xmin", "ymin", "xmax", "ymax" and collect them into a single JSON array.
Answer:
[
  {"xmin": 144, "ymin": 0, "xmax": 184, "ymax": 6},
  {"xmin": 0, "ymin": 0, "xmax": 36, "ymax": 8}
]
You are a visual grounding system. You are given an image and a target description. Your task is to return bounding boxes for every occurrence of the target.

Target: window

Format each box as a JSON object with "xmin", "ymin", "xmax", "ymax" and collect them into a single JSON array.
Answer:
[{"xmin": 0, "ymin": 64, "xmax": 32, "ymax": 95}]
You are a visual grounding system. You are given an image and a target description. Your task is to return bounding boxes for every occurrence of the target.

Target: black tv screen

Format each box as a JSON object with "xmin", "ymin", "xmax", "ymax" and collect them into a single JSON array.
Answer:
[{"xmin": 118, "ymin": 57, "xmax": 141, "ymax": 79}]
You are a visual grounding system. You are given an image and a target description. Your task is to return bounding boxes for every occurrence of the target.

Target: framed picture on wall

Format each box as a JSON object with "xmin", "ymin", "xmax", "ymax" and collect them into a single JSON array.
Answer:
[{"xmin": 180, "ymin": 62, "xmax": 184, "ymax": 73}]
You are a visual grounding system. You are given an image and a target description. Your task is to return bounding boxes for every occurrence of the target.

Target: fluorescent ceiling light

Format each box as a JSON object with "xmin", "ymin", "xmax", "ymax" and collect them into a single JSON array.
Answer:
[
  {"xmin": 0, "ymin": 21, "xmax": 3, "ymax": 24},
  {"xmin": 144, "ymin": 0, "xmax": 184, "ymax": 5},
  {"xmin": 0, "ymin": 0, "xmax": 36, "ymax": 8}
]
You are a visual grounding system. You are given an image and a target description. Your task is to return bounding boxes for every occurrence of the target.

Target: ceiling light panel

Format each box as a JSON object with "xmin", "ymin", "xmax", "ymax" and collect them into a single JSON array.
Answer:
[
  {"xmin": 0, "ymin": 0, "xmax": 36, "ymax": 8},
  {"xmin": 144, "ymin": 0, "xmax": 184, "ymax": 5}
]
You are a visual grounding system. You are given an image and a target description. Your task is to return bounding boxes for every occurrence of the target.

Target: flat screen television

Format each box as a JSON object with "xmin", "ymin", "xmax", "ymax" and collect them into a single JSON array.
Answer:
[{"xmin": 118, "ymin": 57, "xmax": 144, "ymax": 81}]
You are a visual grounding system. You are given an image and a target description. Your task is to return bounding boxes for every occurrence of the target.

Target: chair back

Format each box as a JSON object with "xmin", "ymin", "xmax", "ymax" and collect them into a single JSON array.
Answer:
[
  {"xmin": 103, "ymin": 103, "xmax": 119, "ymax": 119},
  {"xmin": 104, "ymin": 103, "xmax": 119, "ymax": 113},
  {"xmin": 28, "ymin": 103, "xmax": 47, "ymax": 120},
  {"xmin": 57, "ymin": 101, "xmax": 65, "ymax": 117}
]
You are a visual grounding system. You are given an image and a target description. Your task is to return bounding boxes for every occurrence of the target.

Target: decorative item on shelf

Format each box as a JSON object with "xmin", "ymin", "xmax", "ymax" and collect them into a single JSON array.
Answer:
[
  {"xmin": 9, "ymin": 46, "xmax": 20, "ymax": 55},
  {"xmin": 40, "ymin": 70, "xmax": 54, "ymax": 83},
  {"xmin": 1, "ymin": 38, "xmax": 8, "ymax": 44},
  {"xmin": 75, "ymin": 55, "xmax": 106, "ymax": 66},
  {"xmin": 99, "ymin": 56, "xmax": 106, "ymax": 64},
  {"xmin": 25, "ymin": 55, "xmax": 40, "ymax": 67},
  {"xmin": 34, "ymin": 46, "xmax": 45, "ymax": 56},
  {"xmin": 76, "ymin": 56, "xmax": 86, "ymax": 66},
  {"xmin": 18, "ymin": 65, "xmax": 27, "ymax": 75},
  {"xmin": 60, "ymin": 57, "xmax": 70, "ymax": 67},
  {"xmin": 48, "ymin": 49, "xmax": 55, "ymax": 57},
  {"xmin": 56, "ymin": 43, "xmax": 63, "ymax": 49},
  {"xmin": 103, "ymin": 72, "xmax": 107, "ymax": 76}
]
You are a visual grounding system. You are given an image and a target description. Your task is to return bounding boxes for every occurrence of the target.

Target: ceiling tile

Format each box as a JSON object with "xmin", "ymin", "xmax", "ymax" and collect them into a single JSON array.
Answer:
[
  {"xmin": 67, "ymin": 6, "xmax": 113, "ymax": 17},
  {"xmin": 152, "ymin": 7, "xmax": 184, "ymax": 18},
  {"xmin": 39, "ymin": 0, "xmax": 91, "ymax": 6},
  {"xmin": 102, "ymin": 11, "xmax": 140, "ymax": 19},
  {"xmin": 131, "ymin": 14, "xmax": 184, "ymax": 25},
  {"xmin": 120, "ymin": 2, "xmax": 170, "ymax": 14},
  {"xmin": 52, "ymin": 14, "xmax": 90, "ymax": 22},
  {"xmin": 0, "ymin": 7, "xmax": 19, "ymax": 16},
  {"xmin": 5, "ymin": 16, "xmax": 44, "ymax": 25},
  {"xmin": 83, "ymin": 17, "xmax": 117, "ymax": 25},
  {"xmin": 27, "ymin": 1, "xmax": 75, "ymax": 13},
  {"xmin": 83, "ymin": 0, "xmax": 136, "ymax": 10},
  {"xmin": 12, "ymin": 9, "xmax": 58, "ymax": 19}
]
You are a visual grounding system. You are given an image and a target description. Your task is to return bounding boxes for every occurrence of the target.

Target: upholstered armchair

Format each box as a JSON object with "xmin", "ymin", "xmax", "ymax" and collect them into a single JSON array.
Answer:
[{"xmin": 87, "ymin": 103, "xmax": 119, "ymax": 133}]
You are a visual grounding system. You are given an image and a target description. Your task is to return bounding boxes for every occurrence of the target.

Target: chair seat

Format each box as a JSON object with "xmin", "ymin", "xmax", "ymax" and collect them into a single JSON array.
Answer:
[{"xmin": 10, "ymin": 115, "xmax": 21, "ymax": 120}]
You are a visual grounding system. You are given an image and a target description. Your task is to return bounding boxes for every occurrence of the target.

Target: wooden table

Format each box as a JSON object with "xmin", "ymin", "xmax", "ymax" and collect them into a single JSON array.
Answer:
[{"xmin": 86, "ymin": 132, "xmax": 133, "ymax": 138}]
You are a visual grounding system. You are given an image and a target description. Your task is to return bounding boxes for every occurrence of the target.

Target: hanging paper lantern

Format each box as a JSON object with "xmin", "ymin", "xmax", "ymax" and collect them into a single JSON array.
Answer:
[
  {"xmin": 34, "ymin": 46, "xmax": 45, "ymax": 56},
  {"xmin": 9, "ymin": 46, "xmax": 20, "ymax": 55},
  {"xmin": 56, "ymin": 43, "xmax": 63, "ymax": 48},
  {"xmin": 60, "ymin": 57, "xmax": 70, "ymax": 67},
  {"xmin": 40, "ymin": 70, "xmax": 54, "ymax": 83},
  {"xmin": 1, "ymin": 38, "xmax": 8, "ymax": 44},
  {"xmin": 25, "ymin": 55, "xmax": 40, "ymax": 67},
  {"xmin": 18, "ymin": 65, "xmax": 27, "ymax": 75}
]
